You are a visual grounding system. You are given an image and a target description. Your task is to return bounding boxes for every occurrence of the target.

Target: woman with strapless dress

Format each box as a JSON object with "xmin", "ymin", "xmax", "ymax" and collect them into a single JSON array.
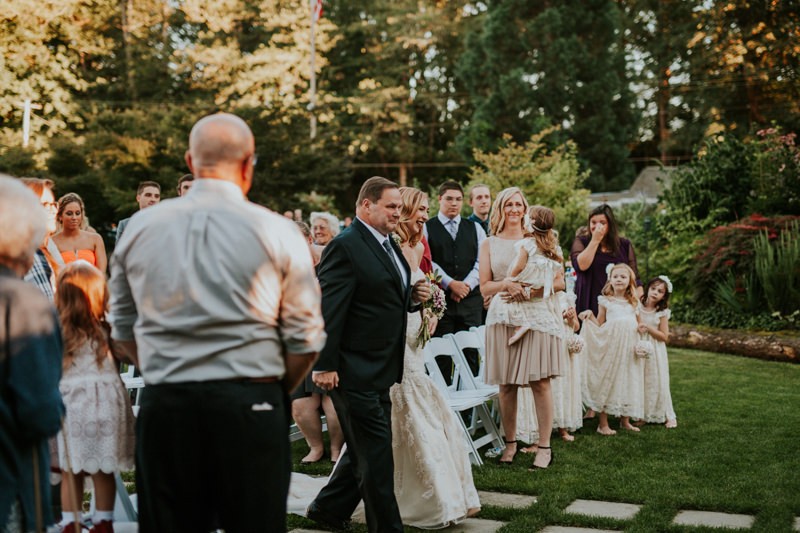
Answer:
[{"xmin": 51, "ymin": 193, "xmax": 107, "ymax": 273}]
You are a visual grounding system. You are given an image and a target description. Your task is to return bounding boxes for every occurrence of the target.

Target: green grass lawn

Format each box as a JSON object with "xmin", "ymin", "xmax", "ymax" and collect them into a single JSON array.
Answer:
[{"xmin": 289, "ymin": 348, "xmax": 800, "ymax": 532}]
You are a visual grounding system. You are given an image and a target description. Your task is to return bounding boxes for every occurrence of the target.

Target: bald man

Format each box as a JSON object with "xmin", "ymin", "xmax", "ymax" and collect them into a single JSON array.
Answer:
[{"xmin": 109, "ymin": 113, "xmax": 326, "ymax": 532}]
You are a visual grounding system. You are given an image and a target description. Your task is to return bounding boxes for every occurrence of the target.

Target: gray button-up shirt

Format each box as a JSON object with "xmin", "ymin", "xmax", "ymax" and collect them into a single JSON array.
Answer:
[{"xmin": 109, "ymin": 178, "xmax": 326, "ymax": 385}]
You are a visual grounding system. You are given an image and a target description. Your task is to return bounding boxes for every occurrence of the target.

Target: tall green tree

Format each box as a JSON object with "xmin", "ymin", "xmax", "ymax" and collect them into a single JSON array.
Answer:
[{"xmin": 456, "ymin": 0, "xmax": 639, "ymax": 191}]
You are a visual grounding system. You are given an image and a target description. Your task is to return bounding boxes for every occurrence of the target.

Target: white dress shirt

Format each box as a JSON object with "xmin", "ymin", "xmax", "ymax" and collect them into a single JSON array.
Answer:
[{"xmin": 423, "ymin": 212, "xmax": 487, "ymax": 290}]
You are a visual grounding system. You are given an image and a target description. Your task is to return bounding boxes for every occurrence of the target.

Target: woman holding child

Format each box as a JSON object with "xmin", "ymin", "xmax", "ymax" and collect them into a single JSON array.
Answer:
[{"xmin": 479, "ymin": 188, "xmax": 566, "ymax": 470}]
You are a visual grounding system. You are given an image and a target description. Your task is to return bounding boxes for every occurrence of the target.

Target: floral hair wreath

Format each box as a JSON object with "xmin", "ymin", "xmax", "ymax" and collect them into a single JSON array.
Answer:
[
  {"xmin": 523, "ymin": 212, "xmax": 547, "ymax": 234},
  {"xmin": 657, "ymin": 275, "xmax": 673, "ymax": 293},
  {"xmin": 523, "ymin": 213, "xmax": 534, "ymax": 234}
]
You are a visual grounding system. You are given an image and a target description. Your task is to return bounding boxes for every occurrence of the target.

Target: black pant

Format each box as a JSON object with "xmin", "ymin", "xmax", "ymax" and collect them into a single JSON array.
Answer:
[
  {"xmin": 312, "ymin": 388, "xmax": 403, "ymax": 533},
  {"xmin": 135, "ymin": 380, "xmax": 290, "ymax": 533}
]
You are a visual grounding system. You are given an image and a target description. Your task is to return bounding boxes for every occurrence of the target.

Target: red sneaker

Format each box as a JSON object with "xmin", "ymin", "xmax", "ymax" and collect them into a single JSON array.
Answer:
[{"xmin": 89, "ymin": 521, "xmax": 114, "ymax": 533}]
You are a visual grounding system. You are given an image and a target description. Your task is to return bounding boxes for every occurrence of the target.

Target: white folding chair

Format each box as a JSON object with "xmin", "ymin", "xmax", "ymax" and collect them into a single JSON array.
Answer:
[
  {"xmin": 469, "ymin": 325, "xmax": 489, "ymax": 383},
  {"xmin": 423, "ymin": 337, "xmax": 504, "ymax": 466},
  {"xmin": 119, "ymin": 366, "xmax": 144, "ymax": 417},
  {"xmin": 449, "ymin": 330, "xmax": 501, "ymax": 426},
  {"xmin": 450, "ymin": 330, "xmax": 496, "ymax": 393}
]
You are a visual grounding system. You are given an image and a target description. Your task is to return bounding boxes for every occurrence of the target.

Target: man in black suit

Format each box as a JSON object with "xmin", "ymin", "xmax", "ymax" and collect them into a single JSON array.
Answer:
[
  {"xmin": 425, "ymin": 180, "xmax": 486, "ymax": 377},
  {"xmin": 308, "ymin": 176, "xmax": 430, "ymax": 533}
]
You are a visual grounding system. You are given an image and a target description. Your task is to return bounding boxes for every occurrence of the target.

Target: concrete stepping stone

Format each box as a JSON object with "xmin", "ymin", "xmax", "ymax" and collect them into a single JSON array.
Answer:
[
  {"xmin": 564, "ymin": 499, "xmax": 641, "ymax": 521},
  {"xmin": 292, "ymin": 518, "xmax": 507, "ymax": 533},
  {"xmin": 478, "ymin": 490, "xmax": 537, "ymax": 509},
  {"xmin": 794, "ymin": 516, "xmax": 800, "ymax": 531},
  {"xmin": 673, "ymin": 510, "xmax": 754, "ymax": 529},
  {"xmin": 540, "ymin": 527, "xmax": 619, "ymax": 533},
  {"xmin": 442, "ymin": 518, "xmax": 507, "ymax": 532},
  {"xmin": 113, "ymin": 524, "xmax": 139, "ymax": 533}
]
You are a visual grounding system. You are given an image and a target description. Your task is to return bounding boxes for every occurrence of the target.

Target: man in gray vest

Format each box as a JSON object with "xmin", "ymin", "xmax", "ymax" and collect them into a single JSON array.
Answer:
[{"xmin": 425, "ymin": 180, "xmax": 486, "ymax": 377}]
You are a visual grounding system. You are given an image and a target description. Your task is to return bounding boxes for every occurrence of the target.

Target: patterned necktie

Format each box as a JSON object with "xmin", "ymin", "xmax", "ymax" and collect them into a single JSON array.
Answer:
[
  {"xmin": 447, "ymin": 219, "xmax": 459, "ymax": 240},
  {"xmin": 382, "ymin": 239, "xmax": 404, "ymax": 283}
]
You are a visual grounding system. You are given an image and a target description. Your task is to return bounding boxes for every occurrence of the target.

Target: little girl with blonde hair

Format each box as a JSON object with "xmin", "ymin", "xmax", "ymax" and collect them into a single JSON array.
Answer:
[{"xmin": 579, "ymin": 263, "xmax": 644, "ymax": 435}]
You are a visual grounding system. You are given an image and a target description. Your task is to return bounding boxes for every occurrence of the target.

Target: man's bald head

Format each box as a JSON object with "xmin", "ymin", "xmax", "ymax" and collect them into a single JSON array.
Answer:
[{"xmin": 185, "ymin": 113, "xmax": 256, "ymax": 192}]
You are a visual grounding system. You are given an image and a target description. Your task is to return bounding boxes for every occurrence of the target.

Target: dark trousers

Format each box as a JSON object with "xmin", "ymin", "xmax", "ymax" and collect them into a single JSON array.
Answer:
[
  {"xmin": 135, "ymin": 380, "xmax": 290, "ymax": 533},
  {"xmin": 312, "ymin": 388, "xmax": 402, "ymax": 533}
]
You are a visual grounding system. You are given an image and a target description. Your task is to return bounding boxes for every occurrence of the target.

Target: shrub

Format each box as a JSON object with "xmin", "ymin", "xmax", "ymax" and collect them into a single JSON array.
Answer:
[
  {"xmin": 685, "ymin": 216, "xmax": 800, "ymax": 325},
  {"xmin": 466, "ymin": 127, "xmax": 590, "ymax": 250}
]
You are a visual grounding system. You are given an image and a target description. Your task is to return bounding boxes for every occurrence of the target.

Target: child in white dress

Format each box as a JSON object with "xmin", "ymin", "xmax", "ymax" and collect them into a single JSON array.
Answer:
[
  {"xmin": 506, "ymin": 206, "xmax": 563, "ymax": 346},
  {"xmin": 638, "ymin": 275, "xmax": 677, "ymax": 428},
  {"xmin": 56, "ymin": 261, "xmax": 135, "ymax": 533},
  {"xmin": 551, "ymin": 291, "xmax": 583, "ymax": 441},
  {"xmin": 579, "ymin": 263, "xmax": 644, "ymax": 435}
]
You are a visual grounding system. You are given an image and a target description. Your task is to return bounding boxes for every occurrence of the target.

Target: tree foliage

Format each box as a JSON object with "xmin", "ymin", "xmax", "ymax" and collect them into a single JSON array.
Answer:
[{"xmin": 467, "ymin": 128, "xmax": 590, "ymax": 250}]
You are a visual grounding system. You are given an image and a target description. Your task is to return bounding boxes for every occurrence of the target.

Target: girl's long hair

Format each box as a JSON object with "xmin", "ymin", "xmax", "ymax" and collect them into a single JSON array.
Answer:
[
  {"xmin": 56, "ymin": 261, "xmax": 110, "ymax": 369},
  {"xmin": 641, "ymin": 277, "xmax": 671, "ymax": 311},
  {"xmin": 524, "ymin": 205, "xmax": 561, "ymax": 261},
  {"xmin": 601, "ymin": 263, "xmax": 639, "ymax": 308},
  {"xmin": 588, "ymin": 204, "xmax": 620, "ymax": 255},
  {"xmin": 397, "ymin": 187, "xmax": 428, "ymax": 246}
]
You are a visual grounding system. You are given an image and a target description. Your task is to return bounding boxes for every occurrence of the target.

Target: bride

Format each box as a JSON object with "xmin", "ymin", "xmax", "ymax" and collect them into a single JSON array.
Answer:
[
  {"xmin": 390, "ymin": 186, "xmax": 480, "ymax": 528},
  {"xmin": 288, "ymin": 186, "xmax": 480, "ymax": 528}
]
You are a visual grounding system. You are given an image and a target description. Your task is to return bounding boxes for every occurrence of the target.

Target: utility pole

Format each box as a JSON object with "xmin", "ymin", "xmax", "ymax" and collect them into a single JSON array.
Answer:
[
  {"xmin": 17, "ymin": 99, "xmax": 42, "ymax": 148},
  {"xmin": 309, "ymin": 0, "xmax": 320, "ymax": 140}
]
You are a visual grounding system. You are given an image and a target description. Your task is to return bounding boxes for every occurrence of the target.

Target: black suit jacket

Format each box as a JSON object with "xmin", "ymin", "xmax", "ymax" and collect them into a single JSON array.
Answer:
[{"xmin": 314, "ymin": 218, "xmax": 412, "ymax": 391}]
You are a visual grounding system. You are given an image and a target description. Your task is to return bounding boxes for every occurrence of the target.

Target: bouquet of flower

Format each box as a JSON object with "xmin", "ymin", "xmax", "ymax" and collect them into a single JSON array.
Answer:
[
  {"xmin": 567, "ymin": 334, "xmax": 585, "ymax": 355},
  {"xmin": 417, "ymin": 270, "xmax": 447, "ymax": 348},
  {"xmin": 634, "ymin": 339, "xmax": 653, "ymax": 359}
]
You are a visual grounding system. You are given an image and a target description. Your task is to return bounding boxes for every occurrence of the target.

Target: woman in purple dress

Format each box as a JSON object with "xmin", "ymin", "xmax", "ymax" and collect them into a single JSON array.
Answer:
[{"xmin": 570, "ymin": 204, "xmax": 642, "ymax": 317}]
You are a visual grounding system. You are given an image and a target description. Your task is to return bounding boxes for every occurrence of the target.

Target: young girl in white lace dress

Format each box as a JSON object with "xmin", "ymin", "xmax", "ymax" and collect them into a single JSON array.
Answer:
[
  {"xmin": 551, "ymin": 291, "xmax": 583, "ymax": 441},
  {"xmin": 637, "ymin": 275, "xmax": 677, "ymax": 428},
  {"xmin": 56, "ymin": 261, "xmax": 135, "ymax": 533},
  {"xmin": 505, "ymin": 206, "xmax": 564, "ymax": 346},
  {"xmin": 579, "ymin": 263, "xmax": 644, "ymax": 435}
]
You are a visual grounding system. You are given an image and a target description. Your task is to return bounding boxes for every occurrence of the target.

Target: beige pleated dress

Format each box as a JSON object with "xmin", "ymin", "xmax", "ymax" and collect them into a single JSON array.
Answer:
[{"xmin": 484, "ymin": 237, "xmax": 565, "ymax": 385}]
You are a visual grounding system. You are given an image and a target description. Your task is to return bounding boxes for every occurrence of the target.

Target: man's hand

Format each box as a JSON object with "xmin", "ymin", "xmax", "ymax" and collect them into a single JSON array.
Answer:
[
  {"xmin": 312, "ymin": 371, "xmax": 339, "ymax": 391},
  {"xmin": 448, "ymin": 280, "xmax": 470, "ymax": 300},
  {"xmin": 411, "ymin": 278, "xmax": 432, "ymax": 304}
]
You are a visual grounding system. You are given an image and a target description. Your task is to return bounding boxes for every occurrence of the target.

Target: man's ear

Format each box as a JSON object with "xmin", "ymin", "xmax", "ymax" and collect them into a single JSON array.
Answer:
[{"xmin": 185, "ymin": 150, "xmax": 194, "ymax": 173}]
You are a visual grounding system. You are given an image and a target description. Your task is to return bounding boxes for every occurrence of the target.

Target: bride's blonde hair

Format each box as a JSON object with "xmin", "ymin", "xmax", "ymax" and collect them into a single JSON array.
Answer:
[{"xmin": 397, "ymin": 187, "xmax": 428, "ymax": 246}]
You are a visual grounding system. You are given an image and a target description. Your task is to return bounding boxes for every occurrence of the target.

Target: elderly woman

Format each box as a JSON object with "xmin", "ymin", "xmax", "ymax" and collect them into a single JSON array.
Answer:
[
  {"xmin": 0, "ymin": 175, "xmax": 65, "ymax": 532},
  {"xmin": 479, "ymin": 188, "xmax": 565, "ymax": 469},
  {"xmin": 290, "ymin": 221, "xmax": 345, "ymax": 464},
  {"xmin": 309, "ymin": 211, "xmax": 340, "ymax": 247},
  {"xmin": 570, "ymin": 204, "xmax": 642, "ymax": 317},
  {"xmin": 52, "ymin": 193, "xmax": 108, "ymax": 273},
  {"xmin": 21, "ymin": 178, "xmax": 65, "ymax": 300}
]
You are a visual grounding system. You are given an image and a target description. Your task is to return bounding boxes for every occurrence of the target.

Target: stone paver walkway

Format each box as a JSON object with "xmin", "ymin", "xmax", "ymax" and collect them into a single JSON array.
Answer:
[
  {"xmin": 794, "ymin": 516, "xmax": 800, "ymax": 531},
  {"xmin": 540, "ymin": 527, "xmax": 619, "ymax": 533},
  {"xmin": 290, "ymin": 518, "xmax": 506, "ymax": 533},
  {"xmin": 564, "ymin": 499, "xmax": 641, "ymax": 521},
  {"xmin": 478, "ymin": 490, "xmax": 537, "ymax": 509},
  {"xmin": 672, "ymin": 510, "xmax": 755, "ymax": 529}
]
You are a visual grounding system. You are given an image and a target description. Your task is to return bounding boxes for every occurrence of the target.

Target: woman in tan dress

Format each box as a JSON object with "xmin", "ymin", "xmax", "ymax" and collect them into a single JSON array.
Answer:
[{"xmin": 478, "ymin": 188, "xmax": 565, "ymax": 469}]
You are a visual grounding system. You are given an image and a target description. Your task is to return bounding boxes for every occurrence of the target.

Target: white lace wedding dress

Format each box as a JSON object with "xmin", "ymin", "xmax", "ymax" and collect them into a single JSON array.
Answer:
[
  {"xmin": 287, "ymin": 269, "xmax": 480, "ymax": 528},
  {"xmin": 390, "ymin": 269, "xmax": 480, "ymax": 529}
]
